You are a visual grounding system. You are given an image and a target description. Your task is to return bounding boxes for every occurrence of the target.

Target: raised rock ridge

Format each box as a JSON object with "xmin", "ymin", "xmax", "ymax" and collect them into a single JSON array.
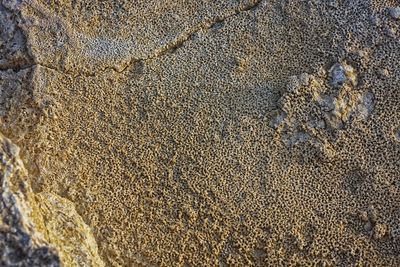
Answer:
[
  {"xmin": 0, "ymin": 133, "xmax": 104, "ymax": 266},
  {"xmin": 0, "ymin": 134, "xmax": 60, "ymax": 266}
]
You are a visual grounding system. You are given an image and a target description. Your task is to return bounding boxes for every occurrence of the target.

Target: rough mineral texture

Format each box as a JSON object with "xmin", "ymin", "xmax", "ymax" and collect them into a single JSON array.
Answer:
[
  {"xmin": 1, "ymin": 0, "xmax": 400, "ymax": 266},
  {"xmin": 0, "ymin": 132, "xmax": 103, "ymax": 266},
  {"xmin": 0, "ymin": 134, "xmax": 60, "ymax": 267}
]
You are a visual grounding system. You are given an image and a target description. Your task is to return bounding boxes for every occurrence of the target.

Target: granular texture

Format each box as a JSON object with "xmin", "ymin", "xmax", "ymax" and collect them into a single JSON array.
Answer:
[{"xmin": 1, "ymin": 0, "xmax": 400, "ymax": 266}]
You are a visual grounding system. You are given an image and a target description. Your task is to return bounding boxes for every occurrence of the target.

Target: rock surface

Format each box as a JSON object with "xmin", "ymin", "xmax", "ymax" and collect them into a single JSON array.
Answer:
[
  {"xmin": 0, "ymin": 132, "xmax": 104, "ymax": 267},
  {"xmin": 1, "ymin": 0, "xmax": 400, "ymax": 266},
  {"xmin": 0, "ymin": 134, "xmax": 60, "ymax": 266}
]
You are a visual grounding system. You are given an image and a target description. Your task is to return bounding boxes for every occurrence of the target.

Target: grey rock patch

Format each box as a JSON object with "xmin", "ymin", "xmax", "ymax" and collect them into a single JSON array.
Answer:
[
  {"xmin": 389, "ymin": 7, "xmax": 400, "ymax": 20},
  {"xmin": 0, "ymin": 135, "xmax": 60, "ymax": 267},
  {"xmin": 330, "ymin": 63, "xmax": 347, "ymax": 88},
  {"xmin": 0, "ymin": 2, "xmax": 32, "ymax": 70},
  {"xmin": 329, "ymin": 62, "xmax": 357, "ymax": 89},
  {"xmin": 394, "ymin": 128, "xmax": 400, "ymax": 142},
  {"xmin": 357, "ymin": 91, "xmax": 375, "ymax": 120}
]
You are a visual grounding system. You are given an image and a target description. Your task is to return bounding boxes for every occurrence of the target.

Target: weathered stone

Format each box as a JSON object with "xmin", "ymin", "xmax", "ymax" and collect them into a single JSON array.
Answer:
[
  {"xmin": 1, "ymin": 0, "xmax": 400, "ymax": 266},
  {"xmin": 389, "ymin": 7, "xmax": 400, "ymax": 20},
  {"xmin": 0, "ymin": 134, "xmax": 60, "ymax": 267}
]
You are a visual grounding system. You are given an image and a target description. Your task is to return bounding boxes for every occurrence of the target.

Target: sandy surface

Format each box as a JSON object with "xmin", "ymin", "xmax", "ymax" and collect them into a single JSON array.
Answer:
[{"xmin": 1, "ymin": 0, "xmax": 400, "ymax": 266}]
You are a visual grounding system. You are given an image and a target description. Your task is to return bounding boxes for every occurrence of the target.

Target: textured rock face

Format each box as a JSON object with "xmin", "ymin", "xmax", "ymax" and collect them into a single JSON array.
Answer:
[
  {"xmin": 0, "ymin": 132, "xmax": 104, "ymax": 266},
  {"xmin": 0, "ymin": 3, "xmax": 105, "ymax": 266},
  {"xmin": 1, "ymin": 0, "xmax": 400, "ymax": 266},
  {"xmin": 0, "ymin": 1, "xmax": 31, "ymax": 70},
  {"xmin": 0, "ymin": 135, "xmax": 60, "ymax": 266}
]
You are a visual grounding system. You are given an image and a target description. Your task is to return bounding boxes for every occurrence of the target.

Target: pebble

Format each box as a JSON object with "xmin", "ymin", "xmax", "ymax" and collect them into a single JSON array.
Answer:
[
  {"xmin": 394, "ymin": 128, "xmax": 400, "ymax": 142},
  {"xmin": 364, "ymin": 221, "xmax": 373, "ymax": 231},
  {"xmin": 330, "ymin": 63, "xmax": 347, "ymax": 88},
  {"xmin": 389, "ymin": 7, "xmax": 400, "ymax": 20}
]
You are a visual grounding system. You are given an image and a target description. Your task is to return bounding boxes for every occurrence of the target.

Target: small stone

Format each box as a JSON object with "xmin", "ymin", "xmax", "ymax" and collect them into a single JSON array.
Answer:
[
  {"xmin": 394, "ymin": 128, "xmax": 400, "ymax": 142},
  {"xmin": 389, "ymin": 7, "xmax": 400, "ymax": 20},
  {"xmin": 287, "ymin": 75, "xmax": 301, "ymax": 92},
  {"xmin": 289, "ymin": 131, "xmax": 310, "ymax": 146},
  {"xmin": 318, "ymin": 94, "xmax": 335, "ymax": 112},
  {"xmin": 330, "ymin": 63, "xmax": 347, "ymax": 88},
  {"xmin": 299, "ymin": 73, "xmax": 311, "ymax": 86},
  {"xmin": 370, "ymin": 15, "xmax": 380, "ymax": 26},
  {"xmin": 364, "ymin": 221, "xmax": 373, "ymax": 231},
  {"xmin": 270, "ymin": 112, "xmax": 287, "ymax": 129},
  {"xmin": 357, "ymin": 91, "xmax": 375, "ymax": 120},
  {"xmin": 385, "ymin": 27, "xmax": 397, "ymax": 38}
]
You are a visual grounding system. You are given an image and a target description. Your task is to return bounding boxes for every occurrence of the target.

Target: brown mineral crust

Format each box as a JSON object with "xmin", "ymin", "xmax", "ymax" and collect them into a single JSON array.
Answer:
[{"xmin": 1, "ymin": 0, "xmax": 400, "ymax": 266}]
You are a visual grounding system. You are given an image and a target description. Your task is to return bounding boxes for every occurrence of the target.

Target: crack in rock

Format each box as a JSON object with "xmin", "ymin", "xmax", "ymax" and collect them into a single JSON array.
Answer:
[{"xmin": 1, "ymin": 0, "xmax": 264, "ymax": 78}]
